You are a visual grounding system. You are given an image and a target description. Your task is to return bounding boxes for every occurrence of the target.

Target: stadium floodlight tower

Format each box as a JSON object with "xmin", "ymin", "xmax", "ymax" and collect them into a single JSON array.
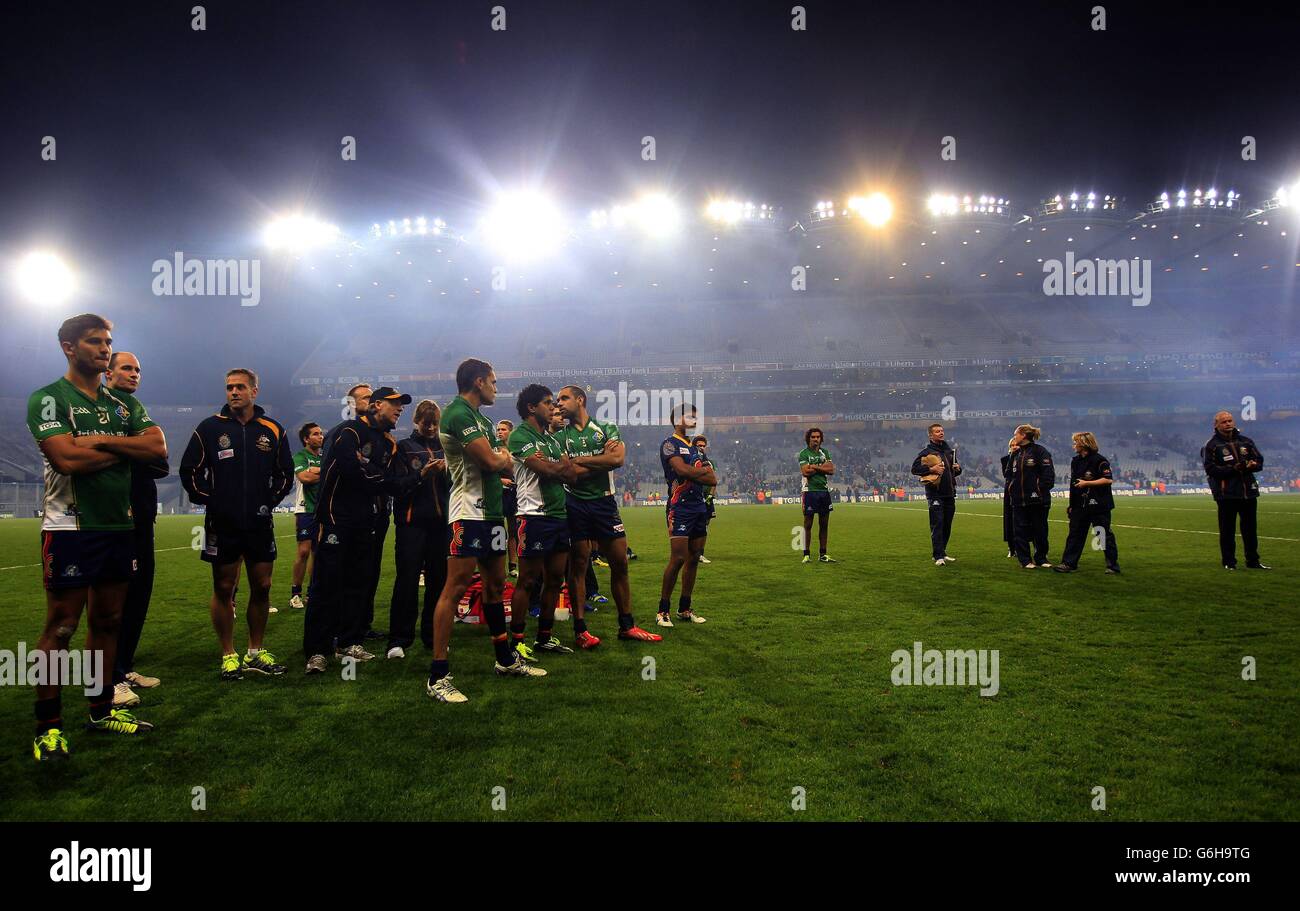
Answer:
[
  {"xmin": 1030, "ymin": 192, "xmax": 1123, "ymax": 220},
  {"xmin": 369, "ymin": 216, "xmax": 448, "ymax": 240},
  {"xmin": 589, "ymin": 192, "xmax": 683, "ymax": 240},
  {"xmin": 803, "ymin": 192, "xmax": 893, "ymax": 231},
  {"xmin": 1143, "ymin": 187, "xmax": 1242, "ymax": 219},
  {"xmin": 1243, "ymin": 179, "xmax": 1300, "ymax": 219},
  {"xmin": 925, "ymin": 192, "xmax": 1015, "ymax": 225},
  {"xmin": 704, "ymin": 197, "xmax": 781, "ymax": 229}
]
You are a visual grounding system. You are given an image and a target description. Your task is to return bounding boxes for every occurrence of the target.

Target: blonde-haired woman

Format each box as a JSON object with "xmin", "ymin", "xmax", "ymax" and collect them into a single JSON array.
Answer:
[
  {"xmin": 1053, "ymin": 432, "xmax": 1120, "ymax": 574},
  {"xmin": 1004, "ymin": 424, "xmax": 1056, "ymax": 568}
]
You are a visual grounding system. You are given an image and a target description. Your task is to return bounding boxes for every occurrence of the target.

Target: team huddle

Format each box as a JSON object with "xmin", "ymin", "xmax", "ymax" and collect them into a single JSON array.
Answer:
[{"xmin": 23, "ymin": 313, "xmax": 1276, "ymax": 759}]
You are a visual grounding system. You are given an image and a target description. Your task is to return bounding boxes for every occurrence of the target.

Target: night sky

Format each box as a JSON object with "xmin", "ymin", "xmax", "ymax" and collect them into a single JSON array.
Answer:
[{"xmin": 1, "ymin": 0, "xmax": 1297, "ymax": 393}]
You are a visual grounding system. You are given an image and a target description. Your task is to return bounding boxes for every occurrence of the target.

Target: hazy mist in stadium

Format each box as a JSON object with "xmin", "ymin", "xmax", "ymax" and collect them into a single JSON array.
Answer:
[{"xmin": 1, "ymin": 0, "xmax": 1298, "ymax": 500}]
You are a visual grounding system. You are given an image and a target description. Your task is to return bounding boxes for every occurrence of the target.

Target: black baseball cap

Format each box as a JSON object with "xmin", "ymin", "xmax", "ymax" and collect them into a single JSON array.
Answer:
[{"xmin": 370, "ymin": 386, "xmax": 412, "ymax": 405}]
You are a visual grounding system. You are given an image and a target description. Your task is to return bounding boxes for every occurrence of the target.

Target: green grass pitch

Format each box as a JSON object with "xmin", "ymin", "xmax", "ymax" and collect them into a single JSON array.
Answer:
[{"xmin": 1, "ymin": 498, "xmax": 1297, "ymax": 821}]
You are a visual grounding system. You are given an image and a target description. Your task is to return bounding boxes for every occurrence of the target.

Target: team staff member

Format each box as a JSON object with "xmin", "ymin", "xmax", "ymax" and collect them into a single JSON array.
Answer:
[
  {"xmin": 1203, "ymin": 410, "xmax": 1270, "ymax": 570},
  {"xmin": 911, "ymin": 422, "xmax": 962, "ymax": 566},
  {"xmin": 555, "ymin": 384, "xmax": 662, "ymax": 647},
  {"xmin": 497, "ymin": 419, "xmax": 520, "ymax": 578},
  {"xmin": 304, "ymin": 387, "xmax": 408, "ymax": 671},
  {"xmin": 387, "ymin": 399, "xmax": 448, "ymax": 659},
  {"xmin": 181, "ymin": 368, "xmax": 294, "ymax": 679},
  {"xmin": 289, "ymin": 422, "xmax": 323, "ymax": 610},
  {"xmin": 798, "ymin": 428, "xmax": 837, "ymax": 563},
  {"xmin": 693, "ymin": 435, "xmax": 715, "ymax": 564},
  {"xmin": 1054, "ymin": 432, "xmax": 1121, "ymax": 574},
  {"xmin": 427, "ymin": 359, "xmax": 544, "ymax": 704},
  {"xmin": 507, "ymin": 385, "xmax": 580, "ymax": 659},
  {"xmin": 1000, "ymin": 435, "xmax": 1015, "ymax": 558},
  {"xmin": 1005, "ymin": 424, "xmax": 1055, "ymax": 568},
  {"xmin": 105, "ymin": 352, "xmax": 169, "ymax": 707},
  {"xmin": 657, "ymin": 404, "xmax": 716, "ymax": 627},
  {"xmin": 28, "ymin": 314, "xmax": 165, "ymax": 759}
]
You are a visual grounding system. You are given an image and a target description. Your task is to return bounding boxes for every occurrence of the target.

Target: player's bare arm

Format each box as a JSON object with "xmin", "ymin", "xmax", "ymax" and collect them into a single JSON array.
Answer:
[
  {"xmin": 669, "ymin": 454, "xmax": 716, "ymax": 486},
  {"xmin": 40, "ymin": 433, "xmax": 121, "ymax": 474},
  {"xmin": 576, "ymin": 438, "xmax": 625, "ymax": 470},
  {"xmin": 75, "ymin": 425, "xmax": 167, "ymax": 462},
  {"xmin": 464, "ymin": 435, "xmax": 512, "ymax": 474}
]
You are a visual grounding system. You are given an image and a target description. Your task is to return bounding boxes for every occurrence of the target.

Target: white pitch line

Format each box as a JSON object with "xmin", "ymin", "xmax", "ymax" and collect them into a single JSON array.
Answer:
[
  {"xmin": 866, "ymin": 503, "xmax": 1300, "ymax": 542},
  {"xmin": 0, "ymin": 533, "xmax": 298, "ymax": 571}
]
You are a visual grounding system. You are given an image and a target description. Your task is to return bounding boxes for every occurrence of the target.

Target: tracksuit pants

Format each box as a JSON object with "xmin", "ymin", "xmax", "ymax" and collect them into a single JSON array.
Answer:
[
  {"xmin": 388, "ymin": 522, "xmax": 447, "ymax": 650},
  {"xmin": 363, "ymin": 513, "xmax": 389, "ymax": 631},
  {"xmin": 1216, "ymin": 498, "xmax": 1260, "ymax": 568},
  {"xmin": 303, "ymin": 523, "xmax": 374, "ymax": 657},
  {"xmin": 114, "ymin": 520, "xmax": 155, "ymax": 683},
  {"xmin": 1012, "ymin": 503, "xmax": 1051, "ymax": 566},
  {"xmin": 1060, "ymin": 507, "xmax": 1118, "ymax": 568},
  {"xmin": 927, "ymin": 497, "xmax": 955, "ymax": 560}
]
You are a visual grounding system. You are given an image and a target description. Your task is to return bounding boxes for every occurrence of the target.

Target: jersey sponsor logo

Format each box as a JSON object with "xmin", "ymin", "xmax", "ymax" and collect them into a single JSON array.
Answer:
[
  {"xmin": 461, "ymin": 426, "xmax": 475, "ymax": 437},
  {"xmin": 256, "ymin": 434, "xmax": 273, "ymax": 453},
  {"xmin": 37, "ymin": 421, "xmax": 61, "ymax": 432},
  {"xmin": 218, "ymin": 434, "xmax": 232, "ymax": 448},
  {"xmin": 71, "ymin": 406, "xmax": 93, "ymax": 415},
  {"xmin": 218, "ymin": 449, "xmax": 234, "ymax": 460},
  {"xmin": 613, "ymin": 523, "xmax": 624, "ymax": 532}
]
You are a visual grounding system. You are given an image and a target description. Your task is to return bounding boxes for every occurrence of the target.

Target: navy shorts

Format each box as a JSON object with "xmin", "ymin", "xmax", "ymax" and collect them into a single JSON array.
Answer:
[
  {"xmin": 566, "ymin": 495, "xmax": 626, "ymax": 541},
  {"xmin": 517, "ymin": 515, "xmax": 571, "ymax": 556},
  {"xmin": 295, "ymin": 512, "xmax": 318, "ymax": 543},
  {"xmin": 449, "ymin": 519, "xmax": 508, "ymax": 559},
  {"xmin": 667, "ymin": 504, "xmax": 710, "ymax": 539},
  {"xmin": 201, "ymin": 517, "xmax": 277, "ymax": 565},
  {"xmin": 42, "ymin": 530, "xmax": 136, "ymax": 591},
  {"xmin": 802, "ymin": 490, "xmax": 833, "ymax": 516},
  {"xmin": 502, "ymin": 486, "xmax": 518, "ymax": 520}
]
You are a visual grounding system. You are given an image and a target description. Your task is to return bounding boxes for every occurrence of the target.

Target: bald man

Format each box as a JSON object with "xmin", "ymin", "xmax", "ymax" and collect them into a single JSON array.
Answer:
[
  {"xmin": 105, "ymin": 352, "xmax": 170, "ymax": 704},
  {"xmin": 1203, "ymin": 410, "xmax": 1270, "ymax": 570}
]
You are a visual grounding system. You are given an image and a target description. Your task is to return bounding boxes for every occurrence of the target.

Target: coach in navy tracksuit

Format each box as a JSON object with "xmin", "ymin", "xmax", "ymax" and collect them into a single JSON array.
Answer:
[
  {"xmin": 1004, "ymin": 423, "xmax": 1055, "ymax": 568},
  {"xmin": 303, "ymin": 388, "xmax": 409, "ymax": 668},
  {"xmin": 1203, "ymin": 410, "xmax": 1269, "ymax": 570},
  {"xmin": 910, "ymin": 423, "xmax": 962, "ymax": 564},
  {"xmin": 1054, "ymin": 432, "xmax": 1120, "ymax": 574}
]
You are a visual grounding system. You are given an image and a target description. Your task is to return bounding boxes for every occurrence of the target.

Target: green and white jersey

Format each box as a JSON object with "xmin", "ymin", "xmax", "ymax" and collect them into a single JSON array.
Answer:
[
  {"xmin": 508, "ymin": 422, "xmax": 567, "ymax": 518},
  {"xmin": 799, "ymin": 446, "xmax": 831, "ymax": 493},
  {"xmin": 557, "ymin": 417, "xmax": 621, "ymax": 500},
  {"xmin": 440, "ymin": 395, "xmax": 503, "ymax": 522},
  {"xmin": 27, "ymin": 377, "xmax": 156, "ymax": 531},
  {"xmin": 292, "ymin": 448, "xmax": 322, "ymax": 513}
]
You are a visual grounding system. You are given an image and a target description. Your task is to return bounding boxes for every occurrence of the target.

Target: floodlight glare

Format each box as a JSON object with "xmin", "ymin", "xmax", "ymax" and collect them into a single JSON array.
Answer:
[
  {"xmin": 850, "ymin": 192, "xmax": 893, "ymax": 227},
  {"xmin": 263, "ymin": 215, "xmax": 340, "ymax": 250},
  {"xmin": 15, "ymin": 250, "xmax": 76, "ymax": 306},
  {"xmin": 479, "ymin": 190, "xmax": 566, "ymax": 261},
  {"xmin": 633, "ymin": 193, "xmax": 681, "ymax": 237}
]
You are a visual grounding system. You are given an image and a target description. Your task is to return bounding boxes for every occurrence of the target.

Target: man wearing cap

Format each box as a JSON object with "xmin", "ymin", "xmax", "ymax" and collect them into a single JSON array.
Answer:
[{"xmin": 303, "ymin": 386, "xmax": 409, "ymax": 672}]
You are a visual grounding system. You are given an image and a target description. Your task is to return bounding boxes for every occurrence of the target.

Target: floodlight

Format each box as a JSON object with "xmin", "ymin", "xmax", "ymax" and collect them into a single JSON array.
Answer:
[{"xmin": 15, "ymin": 250, "xmax": 76, "ymax": 306}]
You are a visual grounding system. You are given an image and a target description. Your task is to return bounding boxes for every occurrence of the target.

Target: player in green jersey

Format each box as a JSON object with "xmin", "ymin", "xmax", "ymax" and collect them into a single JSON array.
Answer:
[
  {"xmin": 289, "ymin": 422, "xmax": 324, "ymax": 609},
  {"xmin": 798, "ymin": 427, "xmax": 837, "ymax": 564},
  {"xmin": 506, "ymin": 384, "xmax": 584, "ymax": 660},
  {"xmin": 427, "ymin": 359, "xmax": 544, "ymax": 705},
  {"xmin": 28, "ymin": 314, "xmax": 167, "ymax": 760},
  {"xmin": 554, "ymin": 385, "xmax": 662, "ymax": 645}
]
